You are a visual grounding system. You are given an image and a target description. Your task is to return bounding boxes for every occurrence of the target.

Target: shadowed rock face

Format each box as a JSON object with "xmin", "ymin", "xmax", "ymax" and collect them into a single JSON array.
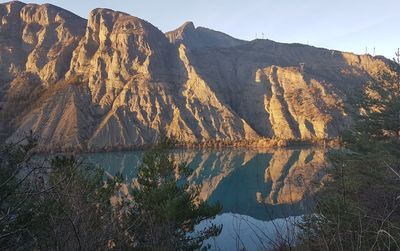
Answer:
[
  {"xmin": 165, "ymin": 21, "xmax": 246, "ymax": 49},
  {"xmin": 1, "ymin": 1, "xmax": 399, "ymax": 151}
]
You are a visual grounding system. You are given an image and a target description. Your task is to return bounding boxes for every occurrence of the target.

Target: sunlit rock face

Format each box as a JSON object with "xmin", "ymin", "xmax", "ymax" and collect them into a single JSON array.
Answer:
[
  {"xmin": 0, "ymin": 1, "xmax": 85, "ymax": 83},
  {"xmin": 1, "ymin": 2, "xmax": 399, "ymax": 151},
  {"xmin": 185, "ymin": 41, "xmax": 399, "ymax": 140}
]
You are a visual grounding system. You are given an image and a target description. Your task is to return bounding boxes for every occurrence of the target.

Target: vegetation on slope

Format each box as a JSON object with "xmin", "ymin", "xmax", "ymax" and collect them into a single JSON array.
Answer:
[{"xmin": 296, "ymin": 83, "xmax": 400, "ymax": 250}]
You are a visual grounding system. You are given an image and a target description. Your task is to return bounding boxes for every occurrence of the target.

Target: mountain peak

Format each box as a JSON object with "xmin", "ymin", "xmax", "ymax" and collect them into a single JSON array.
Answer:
[
  {"xmin": 0, "ymin": 1, "xmax": 86, "ymax": 29},
  {"xmin": 3, "ymin": 0, "xmax": 25, "ymax": 7},
  {"xmin": 87, "ymin": 7, "xmax": 164, "ymax": 36},
  {"xmin": 89, "ymin": 7, "xmax": 130, "ymax": 18},
  {"xmin": 166, "ymin": 21, "xmax": 246, "ymax": 49},
  {"xmin": 180, "ymin": 21, "xmax": 195, "ymax": 31},
  {"xmin": 1, "ymin": 1, "xmax": 25, "ymax": 15},
  {"xmin": 165, "ymin": 21, "xmax": 196, "ymax": 44}
]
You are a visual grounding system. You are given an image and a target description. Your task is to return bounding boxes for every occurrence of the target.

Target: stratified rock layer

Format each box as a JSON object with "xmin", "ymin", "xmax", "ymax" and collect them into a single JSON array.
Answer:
[{"xmin": 1, "ymin": 1, "xmax": 399, "ymax": 151}]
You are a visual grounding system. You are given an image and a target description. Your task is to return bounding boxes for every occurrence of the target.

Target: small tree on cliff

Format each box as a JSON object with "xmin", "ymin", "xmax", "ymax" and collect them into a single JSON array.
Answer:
[{"xmin": 394, "ymin": 48, "xmax": 400, "ymax": 64}]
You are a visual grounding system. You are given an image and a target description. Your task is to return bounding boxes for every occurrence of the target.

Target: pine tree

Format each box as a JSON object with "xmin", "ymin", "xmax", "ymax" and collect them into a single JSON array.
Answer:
[{"xmin": 127, "ymin": 137, "xmax": 222, "ymax": 250}]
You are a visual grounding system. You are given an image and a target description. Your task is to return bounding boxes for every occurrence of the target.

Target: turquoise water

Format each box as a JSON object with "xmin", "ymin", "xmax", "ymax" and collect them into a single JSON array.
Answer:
[{"xmin": 82, "ymin": 147, "xmax": 327, "ymax": 250}]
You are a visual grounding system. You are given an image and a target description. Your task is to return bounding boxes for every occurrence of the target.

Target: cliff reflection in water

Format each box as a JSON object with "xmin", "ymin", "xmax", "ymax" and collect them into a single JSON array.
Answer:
[{"xmin": 83, "ymin": 147, "xmax": 328, "ymax": 221}]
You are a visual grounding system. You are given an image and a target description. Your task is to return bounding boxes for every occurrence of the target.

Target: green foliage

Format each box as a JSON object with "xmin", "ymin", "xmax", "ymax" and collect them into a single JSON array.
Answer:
[
  {"xmin": 298, "ymin": 89, "xmax": 400, "ymax": 250},
  {"xmin": 0, "ymin": 134, "xmax": 40, "ymax": 250},
  {"xmin": 128, "ymin": 137, "xmax": 222, "ymax": 250},
  {"xmin": 0, "ymin": 135, "xmax": 125, "ymax": 250},
  {"xmin": 1, "ymin": 136, "xmax": 222, "ymax": 250},
  {"xmin": 31, "ymin": 156, "xmax": 123, "ymax": 250}
]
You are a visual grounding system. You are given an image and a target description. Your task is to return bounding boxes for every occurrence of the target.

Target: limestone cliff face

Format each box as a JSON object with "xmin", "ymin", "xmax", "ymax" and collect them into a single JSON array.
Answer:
[
  {"xmin": 1, "ymin": 2, "xmax": 399, "ymax": 151},
  {"xmin": 256, "ymin": 65, "xmax": 345, "ymax": 139},
  {"xmin": 185, "ymin": 40, "xmax": 400, "ymax": 141},
  {"xmin": 0, "ymin": 1, "xmax": 85, "ymax": 83}
]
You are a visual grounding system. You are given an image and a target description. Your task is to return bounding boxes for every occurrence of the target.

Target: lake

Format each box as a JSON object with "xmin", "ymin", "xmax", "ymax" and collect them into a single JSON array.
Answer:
[{"xmin": 82, "ymin": 147, "xmax": 328, "ymax": 250}]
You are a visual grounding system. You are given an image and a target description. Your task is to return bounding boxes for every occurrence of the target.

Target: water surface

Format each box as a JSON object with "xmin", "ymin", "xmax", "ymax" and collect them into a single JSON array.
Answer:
[{"xmin": 83, "ymin": 147, "xmax": 328, "ymax": 250}]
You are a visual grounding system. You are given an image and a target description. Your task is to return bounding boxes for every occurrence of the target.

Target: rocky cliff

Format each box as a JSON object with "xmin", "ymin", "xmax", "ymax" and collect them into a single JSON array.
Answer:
[{"xmin": 1, "ymin": 1, "xmax": 399, "ymax": 152}]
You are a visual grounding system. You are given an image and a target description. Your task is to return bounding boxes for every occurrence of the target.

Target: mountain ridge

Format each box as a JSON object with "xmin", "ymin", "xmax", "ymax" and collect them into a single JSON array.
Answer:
[
  {"xmin": 165, "ymin": 21, "xmax": 246, "ymax": 49},
  {"xmin": 0, "ymin": 1, "xmax": 398, "ymax": 152}
]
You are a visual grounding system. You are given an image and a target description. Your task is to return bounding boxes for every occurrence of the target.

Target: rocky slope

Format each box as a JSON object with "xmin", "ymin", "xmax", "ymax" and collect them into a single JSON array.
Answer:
[{"xmin": 0, "ymin": 1, "xmax": 399, "ymax": 151}]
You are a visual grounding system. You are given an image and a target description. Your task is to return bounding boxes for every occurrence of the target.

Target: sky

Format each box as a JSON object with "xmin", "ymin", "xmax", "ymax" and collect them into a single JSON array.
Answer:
[{"xmin": 2, "ymin": 0, "xmax": 399, "ymax": 59}]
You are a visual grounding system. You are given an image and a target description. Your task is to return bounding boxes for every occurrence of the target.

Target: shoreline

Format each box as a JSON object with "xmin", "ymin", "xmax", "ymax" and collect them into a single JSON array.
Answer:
[{"xmin": 33, "ymin": 138, "xmax": 342, "ymax": 154}]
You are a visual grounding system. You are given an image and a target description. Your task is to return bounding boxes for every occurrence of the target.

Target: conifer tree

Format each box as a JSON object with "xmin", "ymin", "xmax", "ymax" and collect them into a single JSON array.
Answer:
[{"xmin": 127, "ymin": 137, "xmax": 222, "ymax": 250}]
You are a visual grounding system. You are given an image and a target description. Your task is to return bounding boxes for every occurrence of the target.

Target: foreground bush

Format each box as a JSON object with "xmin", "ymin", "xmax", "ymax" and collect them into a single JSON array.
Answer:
[
  {"xmin": 0, "ymin": 135, "xmax": 124, "ymax": 250},
  {"xmin": 0, "ymin": 136, "xmax": 221, "ymax": 250},
  {"xmin": 297, "ymin": 93, "xmax": 400, "ymax": 250}
]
